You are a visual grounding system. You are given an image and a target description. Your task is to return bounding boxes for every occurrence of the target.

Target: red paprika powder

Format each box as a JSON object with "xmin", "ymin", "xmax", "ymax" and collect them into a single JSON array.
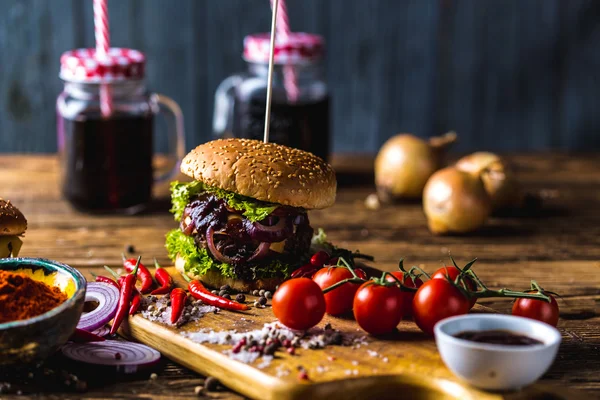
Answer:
[{"xmin": 0, "ymin": 270, "xmax": 67, "ymax": 323}]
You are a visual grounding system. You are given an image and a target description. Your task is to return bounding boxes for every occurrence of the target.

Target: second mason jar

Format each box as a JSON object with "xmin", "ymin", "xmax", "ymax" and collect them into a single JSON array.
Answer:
[{"xmin": 213, "ymin": 33, "xmax": 330, "ymax": 161}]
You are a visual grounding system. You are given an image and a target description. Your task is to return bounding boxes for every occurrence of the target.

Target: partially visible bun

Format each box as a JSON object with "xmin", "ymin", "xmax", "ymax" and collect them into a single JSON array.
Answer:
[
  {"xmin": 181, "ymin": 139, "xmax": 336, "ymax": 209},
  {"xmin": 0, "ymin": 199, "xmax": 27, "ymax": 236},
  {"xmin": 175, "ymin": 255, "xmax": 283, "ymax": 292}
]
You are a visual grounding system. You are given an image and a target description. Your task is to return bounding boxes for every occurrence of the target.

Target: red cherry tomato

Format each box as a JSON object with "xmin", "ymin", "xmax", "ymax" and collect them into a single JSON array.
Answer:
[
  {"xmin": 272, "ymin": 278, "xmax": 326, "ymax": 331},
  {"xmin": 353, "ymin": 282, "xmax": 404, "ymax": 335},
  {"xmin": 290, "ymin": 264, "xmax": 318, "ymax": 279},
  {"xmin": 386, "ymin": 271, "xmax": 423, "ymax": 317},
  {"xmin": 354, "ymin": 268, "xmax": 367, "ymax": 280},
  {"xmin": 313, "ymin": 267, "xmax": 361, "ymax": 315},
  {"xmin": 512, "ymin": 293, "xmax": 559, "ymax": 327},
  {"xmin": 431, "ymin": 266, "xmax": 477, "ymax": 308},
  {"xmin": 310, "ymin": 251, "xmax": 331, "ymax": 267},
  {"xmin": 412, "ymin": 278, "xmax": 470, "ymax": 336}
]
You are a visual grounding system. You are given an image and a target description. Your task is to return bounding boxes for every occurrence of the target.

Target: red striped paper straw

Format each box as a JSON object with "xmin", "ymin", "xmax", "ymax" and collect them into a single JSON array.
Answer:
[
  {"xmin": 93, "ymin": 0, "xmax": 113, "ymax": 117},
  {"xmin": 270, "ymin": 0, "xmax": 299, "ymax": 102}
]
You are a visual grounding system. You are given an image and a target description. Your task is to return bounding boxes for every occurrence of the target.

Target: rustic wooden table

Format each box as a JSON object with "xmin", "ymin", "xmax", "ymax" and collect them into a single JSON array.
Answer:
[{"xmin": 0, "ymin": 154, "xmax": 598, "ymax": 399}]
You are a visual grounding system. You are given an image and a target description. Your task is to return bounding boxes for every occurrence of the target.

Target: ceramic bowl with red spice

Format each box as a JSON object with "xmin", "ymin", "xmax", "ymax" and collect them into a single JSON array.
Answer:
[{"xmin": 0, "ymin": 257, "xmax": 86, "ymax": 365}]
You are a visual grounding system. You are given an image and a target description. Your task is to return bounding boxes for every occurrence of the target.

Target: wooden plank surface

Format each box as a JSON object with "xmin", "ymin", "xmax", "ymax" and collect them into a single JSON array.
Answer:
[
  {"xmin": 2, "ymin": 1, "xmax": 600, "ymax": 153},
  {"xmin": 0, "ymin": 154, "xmax": 599, "ymax": 398}
]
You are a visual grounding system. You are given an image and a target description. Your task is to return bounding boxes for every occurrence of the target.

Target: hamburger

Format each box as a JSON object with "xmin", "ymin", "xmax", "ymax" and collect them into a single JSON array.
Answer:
[
  {"xmin": 166, "ymin": 139, "xmax": 337, "ymax": 292},
  {"xmin": 0, "ymin": 198, "xmax": 27, "ymax": 258}
]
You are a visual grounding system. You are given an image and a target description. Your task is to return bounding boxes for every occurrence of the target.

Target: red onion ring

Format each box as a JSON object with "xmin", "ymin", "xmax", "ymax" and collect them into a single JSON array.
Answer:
[
  {"xmin": 91, "ymin": 325, "xmax": 111, "ymax": 337},
  {"xmin": 206, "ymin": 226, "xmax": 235, "ymax": 264},
  {"xmin": 246, "ymin": 242, "xmax": 271, "ymax": 262},
  {"xmin": 61, "ymin": 341, "xmax": 161, "ymax": 373},
  {"xmin": 77, "ymin": 282, "xmax": 120, "ymax": 332},
  {"xmin": 243, "ymin": 217, "xmax": 293, "ymax": 243}
]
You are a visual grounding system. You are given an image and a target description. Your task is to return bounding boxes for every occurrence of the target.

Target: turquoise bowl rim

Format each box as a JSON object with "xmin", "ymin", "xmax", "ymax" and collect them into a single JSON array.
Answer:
[{"xmin": 0, "ymin": 257, "xmax": 87, "ymax": 330}]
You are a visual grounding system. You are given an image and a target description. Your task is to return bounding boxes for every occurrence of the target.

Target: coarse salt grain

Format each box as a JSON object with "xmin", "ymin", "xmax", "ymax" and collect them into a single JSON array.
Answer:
[
  {"xmin": 140, "ymin": 296, "xmax": 217, "ymax": 326},
  {"xmin": 367, "ymin": 350, "xmax": 378, "ymax": 357}
]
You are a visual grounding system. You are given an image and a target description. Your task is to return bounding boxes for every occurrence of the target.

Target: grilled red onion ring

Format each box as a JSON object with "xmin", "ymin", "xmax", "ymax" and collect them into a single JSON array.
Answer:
[
  {"xmin": 243, "ymin": 217, "xmax": 293, "ymax": 243},
  {"xmin": 206, "ymin": 226, "xmax": 235, "ymax": 264},
  {"xmin": 206, "ymin": 227, "xmax": 272, "ymax": 264}
]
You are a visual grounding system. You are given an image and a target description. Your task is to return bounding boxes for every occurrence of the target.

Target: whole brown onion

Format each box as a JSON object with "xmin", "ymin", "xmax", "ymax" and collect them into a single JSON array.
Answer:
[
  {"xmin": 423, "ymin": 167, "xmax": 492, "ymax": 235},
  {"xmin": 375, "ymin": 132, "xmax": 457, "ymax": 201},
  {"xmin": 455, "ymin": 152, "xmax": 522, "ymax": 211}
]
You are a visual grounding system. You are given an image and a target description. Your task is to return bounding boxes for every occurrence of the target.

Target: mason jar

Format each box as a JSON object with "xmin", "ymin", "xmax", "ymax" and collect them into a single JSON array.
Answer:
[
  {"xmin": 213, "ymin": 33, "xmax": 330, "ymax": 161},
  {"xmin": 57, "ymin": 48, "xmax": 185, "ymax": 214}
]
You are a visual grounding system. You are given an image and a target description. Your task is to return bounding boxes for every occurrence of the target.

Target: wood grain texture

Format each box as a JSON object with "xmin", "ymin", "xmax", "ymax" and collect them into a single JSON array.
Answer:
[
  {"xmin": 121, "ymin": 267, "xmax": 581, "ymax": 400},
  {"xmin": 0, "ymin": 154, "xmax": 599, "ymax": 399},
  {"xmin": 2, "ymin": 1, "xmax": 600, "ymax": 153}
]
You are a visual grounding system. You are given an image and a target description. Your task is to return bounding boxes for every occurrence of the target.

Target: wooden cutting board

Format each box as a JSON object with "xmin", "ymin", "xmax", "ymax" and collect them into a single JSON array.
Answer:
[{"xmin": 120, "ymin": 267, "xmax": 578, "ymax": 400}]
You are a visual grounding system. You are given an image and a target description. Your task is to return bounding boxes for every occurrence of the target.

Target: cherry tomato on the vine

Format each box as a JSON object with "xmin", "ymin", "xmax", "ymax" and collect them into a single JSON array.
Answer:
[
  {"xmin": 512, "ymin": 292, "xmax": 559, "ymax": 327},
  {"xmin": 272, "ymin": 278, "xmax": 326, "ymax": 331},
  {"xmin": 313, "ymin": 267, "xmax": 361, "ymax": 315},
  {"xmin": 386, "ymin": 271, "xmax": 424, "ymax": 317},
  {"xmin": 412, "ymin": 278, "xmax": 470, "ymax": 336},
  {"xmin": 353, "ymin": 281, "xmax": 404, "ymax": 335},
  {"xmin": 310, "ymin": 251, "xmax": 331, "ymax": 267},
  {"xmin": 431, "ymin": 266, "xmax": 477, "ymax": 308}
]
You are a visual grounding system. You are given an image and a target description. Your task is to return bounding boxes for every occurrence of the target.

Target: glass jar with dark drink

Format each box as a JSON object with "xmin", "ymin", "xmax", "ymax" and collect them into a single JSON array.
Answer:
[
  {"xmin": 213, "ymin": 33, "xmax": 330, "ymax": 161},
  {"xmin": 57, "ymin": 48, "xmax": 185, "ymax": 214}
]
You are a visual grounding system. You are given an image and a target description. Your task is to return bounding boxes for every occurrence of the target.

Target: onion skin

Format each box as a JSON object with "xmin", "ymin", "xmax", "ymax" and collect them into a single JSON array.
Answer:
[
  {"xmin": 423, "ymin": 167, "xmax": 492, "ymax": 234},
  {"xmin": 456, "ymin": 152, "xmax": 522, "ymax": 211},
  {"xmin": 375, "ymin": 132, "xmax": 456, "ymax": 201}
]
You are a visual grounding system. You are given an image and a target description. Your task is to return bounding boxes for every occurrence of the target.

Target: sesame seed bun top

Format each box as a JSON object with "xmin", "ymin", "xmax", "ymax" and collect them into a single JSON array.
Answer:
[
  {"xmin": 0, "ymin": 198, "xmax": 27, "ymax": 236},
  {"xmin": 180, "ymin": 139, "xmax": 337, "ymax": 209}
]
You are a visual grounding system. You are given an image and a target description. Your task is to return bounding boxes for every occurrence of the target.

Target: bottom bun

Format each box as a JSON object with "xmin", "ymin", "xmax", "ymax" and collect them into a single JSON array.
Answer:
[{"xmin": 175, "ymin": 254, "xmax": 284, "ymax": 292}]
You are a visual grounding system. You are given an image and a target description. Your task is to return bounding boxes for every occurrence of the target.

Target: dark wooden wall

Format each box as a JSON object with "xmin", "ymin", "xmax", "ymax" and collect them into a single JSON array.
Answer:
[{"xmin": 1, "ymin": 0, "xmax": 599, "ymax": 153}]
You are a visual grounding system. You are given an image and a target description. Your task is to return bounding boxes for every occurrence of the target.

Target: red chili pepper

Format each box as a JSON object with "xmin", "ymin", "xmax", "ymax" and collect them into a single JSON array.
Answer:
[
  {"xmin": 129, "ymin": 292, "xmax": 142, "ymax": 315},
  {"xmin": 95, "ymin": 275, "xmax": 120, "ymax": 290},
  {"xmin": 188, "ymin": 280, "xmax": 249, "ymax": 311},
  {"xmin": 290, "ymin": 264, "xmax": 318, "ymax": 279},
  {"xmin": 151, "ymin": 259, "xmax": 173, "ymax": 295},
  {"xmin": 122, "ymin": 255, "xmax": 153, "ymax": 294},
  {"xmin": 170, "ymin": 288, "xmax": 187, "ymax": 324},
  {"xmin": 70, "ymin": 328, "xmax": 106, "ymax": 343},
  {"xmin": 110, "ymin": 256, "xmax": 141, "ymax": 335}
]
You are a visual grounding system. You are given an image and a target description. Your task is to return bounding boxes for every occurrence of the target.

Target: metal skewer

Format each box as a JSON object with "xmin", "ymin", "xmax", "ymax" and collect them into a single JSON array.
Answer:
[{"xmin": 263, "ymin": 0, "xmax": 280, "ymax": 143}]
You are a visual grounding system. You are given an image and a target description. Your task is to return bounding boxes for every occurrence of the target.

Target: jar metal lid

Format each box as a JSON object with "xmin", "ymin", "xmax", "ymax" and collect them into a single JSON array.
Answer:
[
  {"xmin": 59, "ymin": 48, "xmax": 146, "ymax": 83},
  {"xmin": 243, "ymin": 33, "xmax": 324, "ymax": 64}
]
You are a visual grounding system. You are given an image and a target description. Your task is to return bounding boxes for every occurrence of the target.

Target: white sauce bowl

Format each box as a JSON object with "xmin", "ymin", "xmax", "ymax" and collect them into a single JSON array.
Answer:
[{"xmin": 434, "ymin": 314, "xmax": 561, "ymax": 391}]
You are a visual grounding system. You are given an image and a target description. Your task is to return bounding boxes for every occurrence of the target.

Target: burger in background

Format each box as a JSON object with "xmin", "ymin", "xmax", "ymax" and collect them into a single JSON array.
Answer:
[{"xmin": 0, "ymin": 199, "xmax": 27, "ymax": 258}]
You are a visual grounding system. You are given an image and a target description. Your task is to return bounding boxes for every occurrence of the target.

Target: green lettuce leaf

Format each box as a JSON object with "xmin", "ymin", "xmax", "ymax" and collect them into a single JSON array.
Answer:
[
  {"xmin": 165, "ymin": 228, "xmax": 233, "ymax": 278},
  {"xmin": 165, "ymin": 229, "xmax": 291, "ymax": 280},
  {"xmin": 170, "ymin": 181, "xmax": 278, "ymax": 222}
]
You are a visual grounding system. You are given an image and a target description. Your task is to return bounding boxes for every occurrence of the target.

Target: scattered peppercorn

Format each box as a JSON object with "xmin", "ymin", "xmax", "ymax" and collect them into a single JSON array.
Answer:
[
  {"xmin": 194, "ymin": 385, "xmax": 203, "ymax": 396},
  {"xmin": 264, "ymin": 291, "xmax": 272, "ymax": 299},
  {"xmin": 264, "ymin": 343, "xmax": 278, "ymax": 356},
  {"xmin": 235, "ymin": 293, "xmax": 246, "ymax": 303},
  {"xmin": 149, "ymin": 373, "xmax": 158, "ymax": 380},
  {"xmin": 211, "ymin": 290, "xmax": 218, "ymax": 295},
  {"xmin": 204, "ymin": 376, "xmax": 219, "ymax": 392},
  {"xmin": 219, "ymin": 290, "xmax": 228, "ymax": 297},
  {"xmin": 287, "ymin": 347, "xmax": 296, "ymax": 355},
  {"xmin": 259, "ymin": 289, "xmax": 265, "ymax": 297},
  {"xmin": 222, "ymin": 294, "xmax": 231, "ymax": 300},
  {"xmin": 220, "ymin": 284, "xmax": 231, "ymax": 292},
  {"xmin": 126, "ymin": 244, "xmax": 136, "ymax": 254},
  {"xmin": 258, "ymin": 297, "xmax": 267, "ymax": 306},
  {"xmin": 254, "ymin": 301, "xmax": 260, "ymax": 308},
  {"xmin": 252, "ymin": 290, "xmax": 259, "ymax": 296}
]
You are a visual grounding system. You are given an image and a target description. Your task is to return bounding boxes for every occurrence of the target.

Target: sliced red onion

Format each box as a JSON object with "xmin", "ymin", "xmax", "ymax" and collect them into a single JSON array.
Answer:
[
  {"xmin": 77, "ymin": 282, "xmax": 120, "ymax": 332},
  {"xmin": 206, "ymin": 226, "xmax": 235, "ymax": 264},
  {"xmin": 62, "ymin": 341, "xmax": 161, "ymax": 373},
  {"xmin": 246, "ymin": 242, "xmax": 271, "ymax": 262},
  {"xmin": 92, "ymin": 325, "xmax": 111, "ymax": 337},
  {"xmin": 243, "ymin": 217, "xmax": 293, "ymax": 243}
]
